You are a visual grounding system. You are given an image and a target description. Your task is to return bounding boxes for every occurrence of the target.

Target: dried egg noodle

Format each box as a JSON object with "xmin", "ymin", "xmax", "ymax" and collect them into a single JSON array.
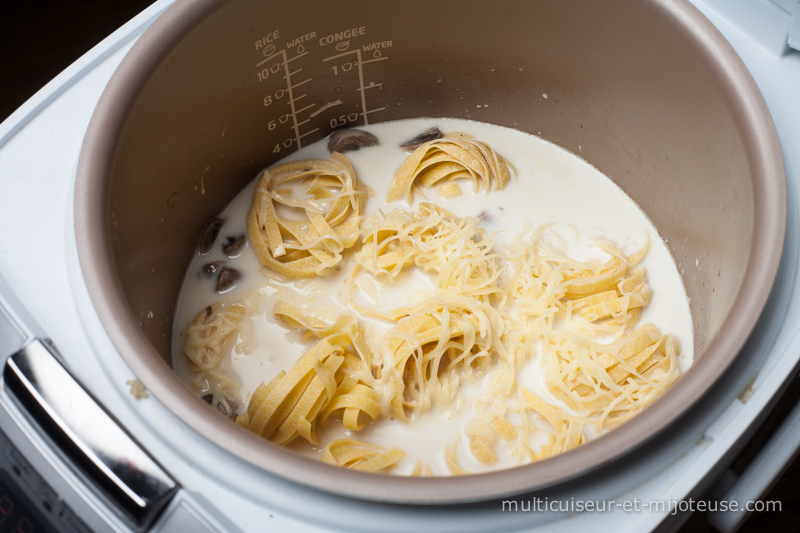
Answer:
[
  {"xmin": 247, "ymin": 151, "xmax": 367, "ymax": 278},
  {"xmin": 172, "ymin": 118, "xmax": 694, "ymax": 476},
  {"xmin": 386, "ymin": 132, "xmax": 515, "ymax": 203}
]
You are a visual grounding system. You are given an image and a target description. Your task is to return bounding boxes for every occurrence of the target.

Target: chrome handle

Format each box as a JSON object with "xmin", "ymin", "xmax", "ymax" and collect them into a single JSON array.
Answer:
[{"xmin": 3, "ymin": 339, "xmax": 178, "ymax": 531}]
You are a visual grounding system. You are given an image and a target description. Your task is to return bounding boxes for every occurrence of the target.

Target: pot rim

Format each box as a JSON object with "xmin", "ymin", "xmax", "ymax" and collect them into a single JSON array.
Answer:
[{"xmin": 74, "ymin": 0, "xmax": 787, "ymax": 503}]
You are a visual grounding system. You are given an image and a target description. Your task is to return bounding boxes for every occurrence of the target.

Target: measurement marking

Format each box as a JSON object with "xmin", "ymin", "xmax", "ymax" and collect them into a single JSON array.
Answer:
[
  {"xmin": 286, "ymin": 69, "xmax": 304, "ymax": 77},
  {"xmin": 322, "ymin": 51, "xmax": 358, "ymax": 62},
  {"xmin": 259, "ymin": 51, "xmax": 308, "ymax": 68},
  {"xmin": 299, "ymin": 128, "xmax": 320, "ymax": 138},
  {"xmin": 289, "ymin": 95, "xmax": 307, "ymax": 105},
  {"xmin": 322, "ymin": 49, "xmax": 386, "ymax": 126},
  {"xmin": 286, "ymin": 52, "xmax": 309, "ymax": 62},
  {"xmin": 357, "ymin": 83, "xmax": 384, "ymax": 92},
  {"xmin": 296, "ymin": 104, "xmax": 315, "ymax": 114},
  {"xmin": 256, "ymin": 52, "xmax": 283, "ymax": 67},
  {"xmin": 354, "ymin": 49, "xmax": 371, "ymax": 125},
  {"xmin": 360, "ymin": 57, "xmax": 389, "ymax": 65},
  {"xmin": 309, "ymin": 100, "xmax": 344, "ymax": 118},
  {"xmin": 290, "ymin": 78, "xmax": 312, "ymax": 90},
  {"xmin": 278, "ymin": 49, "xmax": 304, "ymax": 149}
]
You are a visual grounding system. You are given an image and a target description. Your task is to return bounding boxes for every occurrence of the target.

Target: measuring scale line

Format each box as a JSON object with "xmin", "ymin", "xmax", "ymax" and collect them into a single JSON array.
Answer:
[
  {"xmin": 277, "ymin": 48, "xmax": 304, "ymax": 149},
  {"xmin": 288, "ymin": 79, "xmax": 312, "ymax": 90},
  {"xmin": 254, "ymin": 48, "xmax": 318, "ymax": 148},
  {"xmin": 322, "ymin": 50, "xmax": 359, "ymax": 63},
  {"xmin": 298, "ymin": 129, "xmax": 320, "ymax": 139},
  {"xmin": 257, "ymin": 50, "xmax": 309, "ymax": 68},
  {"xmin": 295, "ymin": 104, "xmax": 315, "ymax": 114},
  {"xmin": 321, "ymin": 48, "xmax": 387, "ymax": 126},
  {"xmin": 285, "ymin": 52, "xmax": 309, "ymax": 63},
  {"xmin": 256, "ymin": 51, "xmax": 283, "ymax": 67},
  {"xmin": 357, "ymin": 83, "xmax": 384, "ymax": 92},
  {"xmin": 354, "ymin": 49, "xmax": 371, "ymax": 125},
  {"xmin": 360, "ymin": 57, "xmax": 388, "ymax": 65}
]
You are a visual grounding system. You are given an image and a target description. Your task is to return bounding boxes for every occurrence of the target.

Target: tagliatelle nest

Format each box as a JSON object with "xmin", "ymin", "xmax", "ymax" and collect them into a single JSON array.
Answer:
[
  {"xmin": 183, "ymin": 297, "xmax": 257, "ymax": 417},
  {"xmin": 247, "ymin": 152, "xmax": 367, "ymax": 278},
  {"xmin": 183, "ymin": 302, "xmax": 246, "ymax": 372},
  {"xmin": 386, "ymin": 133, "xmax": 515, "ymax": 203},
  {"xmin": 321, "ymin": 438, "xmax": 405, "ymax": 472},
  {"xmin": 236, "ymin": 303, "xmax": 382, "ymax": 445},
  {"xmin": 236, "ymin": 335, "xmax": 351, "ymax": 446},
  {"xmin": 385, "ymin": 301, "xmax": 493, "ymax": 422}
]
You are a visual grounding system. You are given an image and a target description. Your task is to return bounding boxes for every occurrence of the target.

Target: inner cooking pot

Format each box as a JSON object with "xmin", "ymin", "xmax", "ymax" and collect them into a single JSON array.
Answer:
[{"xmin": 75, "ymin": 0, "xmax": 785, "ymax": 503}]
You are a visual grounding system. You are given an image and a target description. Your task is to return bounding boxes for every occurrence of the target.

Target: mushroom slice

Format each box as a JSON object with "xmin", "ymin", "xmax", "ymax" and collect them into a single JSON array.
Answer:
[
  {"xmin": 400, "ymin": 127, "xmax": 443, "ymax": 150},
  {"xmin": 327, "ymin": 128, "xmax": 380, "ymax": 153},
  {"xmin": 199, "ymin": 217, "xmax": 225, "ymax": 254},
  {"xmin": 222, "ymin": 235, "xmax": 246, "ymax": 257},
  {"xmin": 216, "ymin": 267, "xmax": 241, "ymax": 292}
]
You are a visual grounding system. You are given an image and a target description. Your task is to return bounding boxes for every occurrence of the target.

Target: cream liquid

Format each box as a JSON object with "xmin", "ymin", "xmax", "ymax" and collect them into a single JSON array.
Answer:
[{"xmin": 172, "ymin": 118, "xmax": 694, "ymax": 475}]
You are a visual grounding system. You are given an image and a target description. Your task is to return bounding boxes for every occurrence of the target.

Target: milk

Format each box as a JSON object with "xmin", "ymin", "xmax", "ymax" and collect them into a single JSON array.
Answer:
[{"xmin": 172, "ymin": 118, "xmax": 694, "ymax": 475}]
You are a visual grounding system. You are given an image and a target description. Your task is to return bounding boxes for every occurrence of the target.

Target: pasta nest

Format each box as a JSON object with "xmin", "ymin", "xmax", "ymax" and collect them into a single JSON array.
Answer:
[
  {"xmin": 236, "ymin": 303, "xmax": 382, "ymax": 446},
  {"xmin": 247, "ymin": 152, "xmax": 368, "ymax": 278},
  {"xmin": 321, "ymin": 438, "xmax": 405, "ymax": 472},
  {"xmin": 183, "ymin": 300, "xmax": 254, "ymax": 417},
  {"xmin": 384, "ymin": 301, "xmax": 494, "ymax": 422},
  {"xmin": 386, "ymin": 132, "xmax": 515, "ymax": 203}
]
